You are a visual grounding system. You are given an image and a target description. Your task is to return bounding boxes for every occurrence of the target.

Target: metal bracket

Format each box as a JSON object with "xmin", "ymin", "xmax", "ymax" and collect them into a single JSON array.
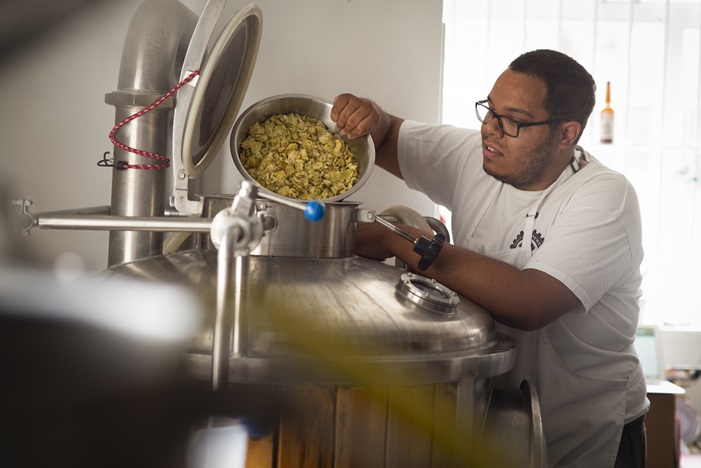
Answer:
[{"xmin": 12, "ymin": 198, "xmax": 35, "ymax": 237}]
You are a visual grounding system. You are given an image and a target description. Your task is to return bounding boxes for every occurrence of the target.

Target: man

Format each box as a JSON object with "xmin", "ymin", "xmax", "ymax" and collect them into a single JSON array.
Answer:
[{"xmin": 331, "ymin": 49, "xmax": 648, "ymax": 467}]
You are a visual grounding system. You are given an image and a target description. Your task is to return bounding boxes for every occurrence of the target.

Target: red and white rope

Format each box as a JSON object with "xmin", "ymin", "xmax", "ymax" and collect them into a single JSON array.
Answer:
[{"xmin": 108, "ymin": 69, "xmax": 200, "ymax": 170}]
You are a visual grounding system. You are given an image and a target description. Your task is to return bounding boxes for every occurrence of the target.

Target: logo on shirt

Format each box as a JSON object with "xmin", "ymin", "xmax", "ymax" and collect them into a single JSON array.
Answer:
[
  {"xmin": 509, "ymin": 230, "xmax": 545, "ymax": 251},
  {"xmin": 510, "ymin": 213, "xmax": 544, "ymax": 251}
]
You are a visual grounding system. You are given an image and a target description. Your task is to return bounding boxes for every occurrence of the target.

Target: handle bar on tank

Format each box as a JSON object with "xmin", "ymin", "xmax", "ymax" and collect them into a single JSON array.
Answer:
[
  {"xmin": 359, "ymin": 210, "xmax": 445, "ymax": 271},
  {"xmin": 208, "ymin": 181, "xmax": 325, "ymax": 393},
  {"xmin": 12, "ymin": 191, "xmax": 325, "ymax": 239}
]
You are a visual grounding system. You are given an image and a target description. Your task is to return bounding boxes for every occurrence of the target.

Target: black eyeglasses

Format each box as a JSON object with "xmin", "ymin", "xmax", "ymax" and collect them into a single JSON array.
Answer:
[{"xmin": 475, "ymin": 100, "xmax": 565, "ymax": 138}]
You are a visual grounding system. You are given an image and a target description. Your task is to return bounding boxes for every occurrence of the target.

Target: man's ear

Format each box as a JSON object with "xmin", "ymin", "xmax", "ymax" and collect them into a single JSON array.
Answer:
[{"xmin": 559, "ymin": 121, "xmax": 581, "ymax": 148}]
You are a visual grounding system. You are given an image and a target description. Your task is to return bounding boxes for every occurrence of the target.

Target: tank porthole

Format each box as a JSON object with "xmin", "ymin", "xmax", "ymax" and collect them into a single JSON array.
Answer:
[{"xmin": 396, "ymin": 272, "xmax": 459, "ymax": 316}]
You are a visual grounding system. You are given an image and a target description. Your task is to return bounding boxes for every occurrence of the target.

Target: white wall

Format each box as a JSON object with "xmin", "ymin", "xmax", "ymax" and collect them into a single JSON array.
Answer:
[{"xmin": 1, "ymin": 0, "xmax": 442, "ymax": 271}]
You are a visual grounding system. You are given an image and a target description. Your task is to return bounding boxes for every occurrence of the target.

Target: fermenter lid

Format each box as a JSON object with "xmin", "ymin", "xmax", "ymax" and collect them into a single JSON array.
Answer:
[{"xmin": 172, "ymin": 1, "xmax": 262, "ymax": 180}]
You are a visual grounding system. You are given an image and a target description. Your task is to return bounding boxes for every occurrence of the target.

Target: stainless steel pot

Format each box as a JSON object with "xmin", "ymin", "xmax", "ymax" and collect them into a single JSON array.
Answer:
[
  {"xmin": 229, "ymin": 94, "xmax": 375, "ymax": 203},
  {"xmin": 198, "ymin": 195, "xmax": 359, "ymax": 257}
]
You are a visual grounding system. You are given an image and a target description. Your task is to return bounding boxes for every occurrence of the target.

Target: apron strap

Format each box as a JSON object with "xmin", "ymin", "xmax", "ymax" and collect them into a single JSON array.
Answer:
[{"xmin": 520, "ymin": 154, "xmax": 580, "ymax": 253}]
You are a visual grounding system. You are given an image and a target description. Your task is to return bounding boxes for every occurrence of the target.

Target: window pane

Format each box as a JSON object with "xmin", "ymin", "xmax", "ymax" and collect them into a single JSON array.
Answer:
[
  {"xmin": 628, "ymin": 10, "xmax": 665, "ymax": 146},
  {"xmin": 441, "ymin": 0, "xmax": 701, "ymax": 327}
]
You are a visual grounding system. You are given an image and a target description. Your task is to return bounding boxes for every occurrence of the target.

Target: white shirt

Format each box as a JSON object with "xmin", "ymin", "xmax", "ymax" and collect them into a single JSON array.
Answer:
[{"xmin": 397, "ymin": 120, "xmax": 648, "ymax": 468}]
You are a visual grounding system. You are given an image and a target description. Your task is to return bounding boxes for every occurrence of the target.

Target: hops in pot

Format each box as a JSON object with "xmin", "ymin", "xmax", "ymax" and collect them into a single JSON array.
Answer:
[{"xmin": 239, "ymin": 113, "xmax": 358, "ymax": 200}]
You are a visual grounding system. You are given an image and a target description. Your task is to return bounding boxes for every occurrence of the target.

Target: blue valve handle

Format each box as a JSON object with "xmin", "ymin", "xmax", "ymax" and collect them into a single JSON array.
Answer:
[
  {"xmin": 256, "ymin": 190, "xmax": 325, "ymax": 222},
  {"xmin": 304, "ymin": 201, "xmax": 325, "ymax": 222}
]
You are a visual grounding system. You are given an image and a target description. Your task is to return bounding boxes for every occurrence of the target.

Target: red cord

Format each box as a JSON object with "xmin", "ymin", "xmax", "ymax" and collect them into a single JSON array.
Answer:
[{"xmin": 108, "ymin": 70, "xmax": 200, "ymax": 170}]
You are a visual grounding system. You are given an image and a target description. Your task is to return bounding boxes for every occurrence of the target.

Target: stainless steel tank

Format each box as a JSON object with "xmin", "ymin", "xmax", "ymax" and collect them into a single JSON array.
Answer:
[{"xmin": 101, "ymin": 194, "xmax": 542, "ymax": 467}]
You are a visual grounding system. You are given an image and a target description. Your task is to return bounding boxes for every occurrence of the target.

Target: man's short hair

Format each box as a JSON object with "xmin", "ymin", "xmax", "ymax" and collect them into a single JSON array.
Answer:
[{"xmin": 509, "ymin": 49, "xmax": 596, "ymax": 143}]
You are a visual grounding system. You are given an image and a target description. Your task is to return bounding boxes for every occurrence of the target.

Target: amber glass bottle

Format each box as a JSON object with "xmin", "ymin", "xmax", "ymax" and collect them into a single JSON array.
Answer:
[{"xmin": 600, "ymin": 81, "xmax": 614, "ymax": 143}]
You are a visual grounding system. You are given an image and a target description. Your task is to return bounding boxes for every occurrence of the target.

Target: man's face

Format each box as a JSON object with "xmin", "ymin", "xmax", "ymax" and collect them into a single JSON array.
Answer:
[{"xmin": 480, "ymin": 69, "xmax": 562, "ymax": 191}]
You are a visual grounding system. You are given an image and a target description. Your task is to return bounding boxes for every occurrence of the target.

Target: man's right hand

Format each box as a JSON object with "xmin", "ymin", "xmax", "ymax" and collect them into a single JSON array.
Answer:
[
  {"xmin": 331, "ymin": 93, "xmax": 382, "ymax": 140},
  {"xmin": 332, "ymin": 93, "xmax": 404, "ymax": 178}
]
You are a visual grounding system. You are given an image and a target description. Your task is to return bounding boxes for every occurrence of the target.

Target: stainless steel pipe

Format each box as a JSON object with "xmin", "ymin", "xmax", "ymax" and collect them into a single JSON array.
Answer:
[
  {"xmin": 212, "ymin": 227, "xmax": 248, "ymax": 392},
  {"xmin": 35, "ymin": 215, "xmax": 212, "ymax": 232},
  {"xmin": 105, "ymin": 0, "xmax": 198, "ymax": 267}
]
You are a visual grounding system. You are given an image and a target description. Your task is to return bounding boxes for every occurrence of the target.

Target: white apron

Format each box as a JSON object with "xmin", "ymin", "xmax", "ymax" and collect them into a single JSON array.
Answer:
[{"xmin": 462, "ymin": 156, "xmax": 629, "ymax": 468}]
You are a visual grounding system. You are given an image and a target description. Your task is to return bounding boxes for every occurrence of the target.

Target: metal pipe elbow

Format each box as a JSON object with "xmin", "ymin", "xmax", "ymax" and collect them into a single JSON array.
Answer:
[{"xmin": 115, "ymin": 0, "xmax": 198, "ymax": 93}]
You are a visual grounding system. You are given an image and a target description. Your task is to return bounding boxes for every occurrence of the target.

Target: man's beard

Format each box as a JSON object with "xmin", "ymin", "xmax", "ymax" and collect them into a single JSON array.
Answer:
[{"xmin": 483, "ymin": 132, "xmax": 556, "ymax": 189}]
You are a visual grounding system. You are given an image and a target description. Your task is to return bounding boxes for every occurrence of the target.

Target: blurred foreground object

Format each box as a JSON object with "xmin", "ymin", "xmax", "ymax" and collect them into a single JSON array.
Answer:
[
  {"xmin": 0, "ymin": 0, "xmax": 108, "ymax": 60},
  {"xmin": 0, "ymin": 264, "xmax": 203, "ymax": 468}
]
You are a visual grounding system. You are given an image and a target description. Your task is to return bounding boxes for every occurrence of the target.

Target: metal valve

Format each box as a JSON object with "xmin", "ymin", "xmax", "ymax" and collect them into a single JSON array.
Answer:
[
  {"xmin": 370, "ymin": 213, "xmax": 446, "ymax": 271},
  {"xmin": 210, "ymin": 182, "xmax": 264, "ymax": 256},
  {"xmin": 412, "ymin": 232, "xmax": 446, "ymax": 271}
]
